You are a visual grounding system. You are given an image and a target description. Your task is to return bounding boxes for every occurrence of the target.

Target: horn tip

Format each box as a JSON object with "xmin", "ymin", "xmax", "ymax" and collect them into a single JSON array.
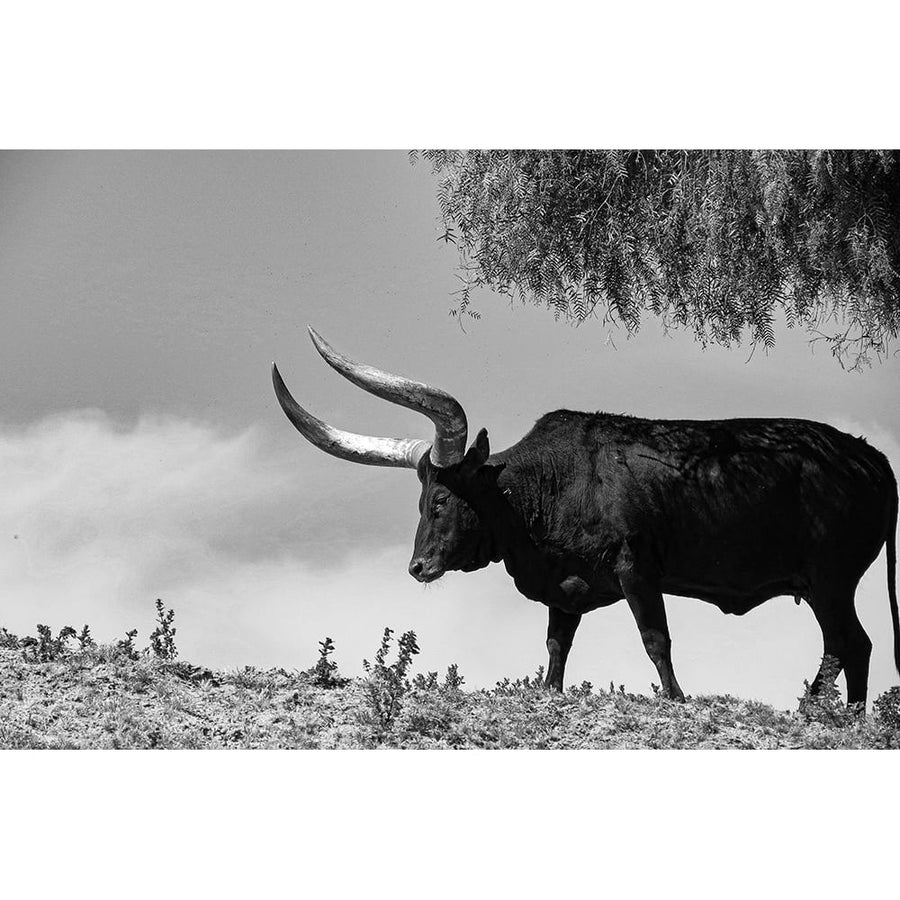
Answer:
[{"xmin": 307, "ymin": 326, "xmax": 334, "ymax": 360}]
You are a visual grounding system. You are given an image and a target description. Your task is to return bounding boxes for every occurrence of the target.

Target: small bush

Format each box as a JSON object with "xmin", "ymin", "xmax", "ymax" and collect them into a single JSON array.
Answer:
[
  {"xmin": 0, "ymin": 627, "xmax": 20, "ymax": 650},
  {"xmin": 20, "ymin": 624, "xmax": 77, "ymax": 662},
  {"xmin": 798, "ymin": 656, "xmax": 851, "ymax": 727},
  {"xmin": 412, "ymin": 671, "xmax": 440, "ymax": 691},
  {"xmin": 361, "ymin": 627, "xmax": 420, "ymax": 734},
  {"xmin": 149, "ymin": 599, "xmax": 177, "ymax": 660},
  {"xmin": 569, "ymin": 681, "xmax": 594, "ymax": 699},
  {"xmin": 117, "ymin": 629, "xmax": 140, "ymax": 661},
  {"xmin": 412, "ymin": 664, "xmax": 465, "ymax": 694},
  {"xmin": 493, "ymin": 666, "xmax": 549, "ymax": 697},
  {"xmin": 443, "ymin": 663, "xmax": 465, "ymax": 692},
  {"xmin": 77, "ymin": 625, "xmax": 96, "ymax": 650},
  {"xmin": 873, "ymin": 687, "xmax": 900, "ymax": 731},
  {"xmin": 312, "ymin": 637, "xmax": 340, "ymax": 687}
]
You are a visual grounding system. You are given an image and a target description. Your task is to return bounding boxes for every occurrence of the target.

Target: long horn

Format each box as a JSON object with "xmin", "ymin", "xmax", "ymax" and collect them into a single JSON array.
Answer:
[
  {"xmin": 307, "ymin": 327, "xmax": 468, "ymax": 467},
  {"xmin": 272, "ymin": 363, "xmax": 430, "ymax": 468}
]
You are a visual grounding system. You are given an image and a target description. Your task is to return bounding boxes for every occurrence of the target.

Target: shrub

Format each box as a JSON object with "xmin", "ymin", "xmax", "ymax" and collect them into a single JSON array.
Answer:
[
  {"xmin": 77, "ymin": 625, "xmax": 96, "ymax": 650},
  {"xmin": 412, "ymin": 664, "xmax": 465, "ymax": 694},
  {"xmin": 412, "ymin": 671, "xmax": 440, "ymax": 691},
  {"xmin": 569, "ymin": 681, "xmax": 594, "ymax": 699},
  {"xmin": 116, "ymin": 628, "xmax": 140, "ymax": 661},
  {"xmin": 443, "ymin": 663, "xmax": 465, "ymax": 692},
  {"xmin": 149, "ymin": 599, "xmax": 177, "ymax": 660},
  {"xmin": 797, "ymin": 655, "xmax": 851, "ymax": 727},
  {"xmin": 0, "ymin": 627, "xmax": 20, "ymax": 650},
  {"xmin": 873, "ymin": 687, "xmax": 900, "ymax": 731},
  {"xmin": 493, "ymin": 666, "xmax": 549, "ymax": 696},
  {"xmin": 20, "ymin": 624, "xmax": 77, "ymax": 662},
  {"xmin": 312, "ymin": 636, "xmax": 340, "ymax": 687},
  {"xmin": 361, "ymin": 627, "xmax": 420, "ymax": 734}
]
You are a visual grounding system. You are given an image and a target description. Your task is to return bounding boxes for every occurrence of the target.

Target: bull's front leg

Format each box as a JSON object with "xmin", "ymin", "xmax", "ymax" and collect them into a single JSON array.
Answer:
[
  {"xmin": 619, "ymin": 571, "xmax": 685, "ymax": 701},
  {"xmin": 545, "ymin": 605, "xmax": 582, "ymax": 692}
]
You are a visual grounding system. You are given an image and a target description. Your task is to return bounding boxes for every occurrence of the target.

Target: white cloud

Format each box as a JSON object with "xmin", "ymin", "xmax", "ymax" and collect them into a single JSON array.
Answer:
[
  {"xmin": 0, "ymin": 413, "xmax": 273, "ymax": 634},
  {"xmin": 5, "ymin": 411, "xmax": 280, "ymax": 573},
  {"xmin": 0, "ymin": 410, "xmax": 542, "ymax": 681}
]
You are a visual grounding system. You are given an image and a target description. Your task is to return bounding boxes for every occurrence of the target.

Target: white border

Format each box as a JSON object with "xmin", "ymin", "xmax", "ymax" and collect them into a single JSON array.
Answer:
[
  {"xmin": 2, "ymin": 2, "xmax": 898, "ymax": 893},
  {"xmin": 3, "ymin": 2, "xmax": 900, "ymax": 147},
  {"xmin": 2, "ymin": 751, "xmax": 898, "ymax": 896}
]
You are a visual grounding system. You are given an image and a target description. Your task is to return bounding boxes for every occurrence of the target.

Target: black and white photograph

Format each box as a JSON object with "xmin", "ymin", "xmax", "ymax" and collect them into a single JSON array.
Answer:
[
  {"xmin": 3, "ymin": 4, "xmax": 898, "ymax": 896},
  {"xmin": 3, "ymin": 147, "xmax": 897, "ymax": 749}
]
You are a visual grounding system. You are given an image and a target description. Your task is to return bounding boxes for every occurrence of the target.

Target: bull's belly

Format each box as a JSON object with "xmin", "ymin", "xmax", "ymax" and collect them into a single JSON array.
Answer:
[
  {"xmin": 657, "ymin": 529, "xmax": 808, "ymax": 614},
  {"xmin": 659, "ymin": 575, "xmax": 807, "ymax": 615},
  {"xmin": 550, "ymin": 576, "xmax": 804, "ymax": 616},
  {"xmin": 513, "ymin": 533, "xmax": 813, "ymax": 616}
]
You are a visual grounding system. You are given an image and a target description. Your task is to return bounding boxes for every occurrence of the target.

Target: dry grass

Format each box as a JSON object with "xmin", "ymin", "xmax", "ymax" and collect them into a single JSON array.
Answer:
[{"xmin": 2, "ymin": 644, "xmax": 899, "ymax": 749}]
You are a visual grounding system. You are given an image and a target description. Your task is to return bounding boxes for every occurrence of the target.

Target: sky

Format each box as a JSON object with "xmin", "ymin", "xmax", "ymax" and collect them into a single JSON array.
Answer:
[{"xmin": 1, "ymin": 149, "xmax": 898, "ymax": 710}]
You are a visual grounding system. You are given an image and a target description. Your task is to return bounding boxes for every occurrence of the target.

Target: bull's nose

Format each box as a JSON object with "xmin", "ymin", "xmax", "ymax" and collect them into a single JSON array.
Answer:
[{"xmin": 409, "ymin": 557, "xmax": 440, "ymax": 583}]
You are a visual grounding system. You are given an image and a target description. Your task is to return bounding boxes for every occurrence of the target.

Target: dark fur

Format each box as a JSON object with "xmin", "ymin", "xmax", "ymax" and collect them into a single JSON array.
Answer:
[{"xmin": 409, "ymin": 411, "xmax": 899, "ymax": 704}]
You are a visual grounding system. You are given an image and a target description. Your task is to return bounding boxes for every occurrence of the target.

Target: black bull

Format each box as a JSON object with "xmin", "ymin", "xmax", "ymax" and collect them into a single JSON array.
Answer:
[
  {"xmin": 273, "ymin": 332, "xmax": 899, "ymax": 706},
  {"xmin": 409, "ymin": 414, "xmax": 898, "ymax": 705}
]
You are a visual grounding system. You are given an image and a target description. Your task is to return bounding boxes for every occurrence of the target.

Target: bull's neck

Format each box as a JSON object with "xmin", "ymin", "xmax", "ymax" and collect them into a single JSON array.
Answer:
[
  {"xmin": 469, "ymin": 459, "xmax": 554, "ymax": 585},
  {"xmin": 477, "ymin": 451, "xmax": 572, "ymax": 594}
]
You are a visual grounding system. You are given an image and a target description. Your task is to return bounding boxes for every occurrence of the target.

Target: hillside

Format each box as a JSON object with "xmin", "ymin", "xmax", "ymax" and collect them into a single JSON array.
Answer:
[{"xmin": 2, "ymin": 630, "xmax": 899, "ymax": 749}]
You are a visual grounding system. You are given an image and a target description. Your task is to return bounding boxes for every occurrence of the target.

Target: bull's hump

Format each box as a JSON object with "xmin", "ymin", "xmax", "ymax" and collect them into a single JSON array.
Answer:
[{"xmin": 524, "ymin": 410, "xmax": 857, "ymax": 457}]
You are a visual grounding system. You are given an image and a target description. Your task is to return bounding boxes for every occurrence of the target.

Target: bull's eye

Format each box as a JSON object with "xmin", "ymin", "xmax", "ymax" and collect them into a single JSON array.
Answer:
[{"xmin": 432, "ymin": 494, "xmax": 447, "ymax": 511}]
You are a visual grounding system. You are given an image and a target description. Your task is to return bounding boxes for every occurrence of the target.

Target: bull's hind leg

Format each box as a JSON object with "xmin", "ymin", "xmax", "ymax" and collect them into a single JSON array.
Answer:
[
  {"xmin": 808, "ymin": 582, "xmax": 872, "ymax": 708},
  {"xmin": 620, "ymin": 576, "xmax": 685, "ymax": 701},
  {"xmin": 545, "ymin": 606, "xmax": 582, "ymax": 691}
]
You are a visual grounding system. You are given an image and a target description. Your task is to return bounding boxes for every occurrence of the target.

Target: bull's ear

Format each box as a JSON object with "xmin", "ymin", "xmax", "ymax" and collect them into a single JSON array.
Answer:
[{"xmin": 463, "ymin": 428, "xmax": 490, "ymax": 470}]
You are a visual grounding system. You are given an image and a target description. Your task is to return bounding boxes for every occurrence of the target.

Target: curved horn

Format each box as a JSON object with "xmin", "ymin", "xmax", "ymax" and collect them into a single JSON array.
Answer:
[
  {"xmin": 307, "ymin": 327, "xmax": 467, "ymax": 467},
  {"xmin": 272, "ymin": 363, "xmax": 430, "ymax": 468}
]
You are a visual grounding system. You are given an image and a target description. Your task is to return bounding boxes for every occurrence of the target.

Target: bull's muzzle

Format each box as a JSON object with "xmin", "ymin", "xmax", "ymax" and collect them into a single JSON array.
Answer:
[{"xmin": 408, "ymin": 557, "xmax": 443, "ymax": 583}]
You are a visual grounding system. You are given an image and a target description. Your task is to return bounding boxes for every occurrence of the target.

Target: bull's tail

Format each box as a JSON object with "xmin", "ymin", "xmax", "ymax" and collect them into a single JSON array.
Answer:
[{"xmin": 888, "ymin": 473, "xmax": 899, "ymax": 679}]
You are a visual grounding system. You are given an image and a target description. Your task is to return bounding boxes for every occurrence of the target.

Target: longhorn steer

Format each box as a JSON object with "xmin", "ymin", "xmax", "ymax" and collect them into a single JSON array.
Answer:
[{"xmin": 273, "ymin": 328, "xmax": 899, "ymax": 706}]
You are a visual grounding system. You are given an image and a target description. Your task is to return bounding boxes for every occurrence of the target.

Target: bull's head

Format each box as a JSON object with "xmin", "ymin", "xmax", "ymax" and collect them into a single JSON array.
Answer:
[{"xmin": 272, "ymin": 328, "xmax": 492, "ymax": 583}]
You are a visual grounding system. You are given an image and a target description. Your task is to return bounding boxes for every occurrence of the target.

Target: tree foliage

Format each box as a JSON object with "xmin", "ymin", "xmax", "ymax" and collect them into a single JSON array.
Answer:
[{"xmin": 413, "ymin": 150, "xmax": 900, "ymax": 368}]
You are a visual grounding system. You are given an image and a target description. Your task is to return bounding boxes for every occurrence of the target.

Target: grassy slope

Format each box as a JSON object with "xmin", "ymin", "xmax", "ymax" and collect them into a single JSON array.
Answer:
[{"xmin": 2, "ymin": 647, "xmax": 898, "ymax": 749}]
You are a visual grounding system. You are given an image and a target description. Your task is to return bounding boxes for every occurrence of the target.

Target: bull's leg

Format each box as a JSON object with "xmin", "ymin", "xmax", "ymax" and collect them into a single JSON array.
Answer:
[
  {"xmin": 808, "ymin": 653, "xmax": 844, "ymax": 697},
  {"xmin": 808, "ymin": 585, "xmax": 872, "ymax": 708},
  {"xmin": 807, "ymin": 607, "xmax": 845, "ymax": 697},
  {"xmin": 621, "ymin": 579, "xmax": 685, "ymax": 701},
  {"xmin": 545, "ymin": 606, "xmax": 582, "ymax": 692},
  {"xmin": 839, "ymin": 611, "xmax": 872, "ymax": 710}
]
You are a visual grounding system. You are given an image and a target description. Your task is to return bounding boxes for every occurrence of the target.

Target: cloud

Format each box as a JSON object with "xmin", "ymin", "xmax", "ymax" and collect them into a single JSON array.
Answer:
[
  {"xmin": 0, "ymin": 410, "xmax": 542, "ymax": 683},
  {"xmin": 0, "ymin": 413, "xmax": 268, "ymax": 631},
  {"xmin": 5, "ymin": 411, "xmax": 277, "ymax": 567},
  {"xmin": 0, "ymin": 411, "xmax": 400, "ymax": 633},
  {"xmin": 2, "ymin": 407, "xmax": 417, "ymax": 571}
]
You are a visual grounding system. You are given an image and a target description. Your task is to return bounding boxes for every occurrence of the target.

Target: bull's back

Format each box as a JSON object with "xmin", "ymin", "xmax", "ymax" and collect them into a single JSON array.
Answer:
[
  {"xmin": 513, "ymin": 411, "xmax": 895, "ymax": 609},
  {"xmin": 607, "ymin": 416, "xmax": 891, "ymax": 604}
]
